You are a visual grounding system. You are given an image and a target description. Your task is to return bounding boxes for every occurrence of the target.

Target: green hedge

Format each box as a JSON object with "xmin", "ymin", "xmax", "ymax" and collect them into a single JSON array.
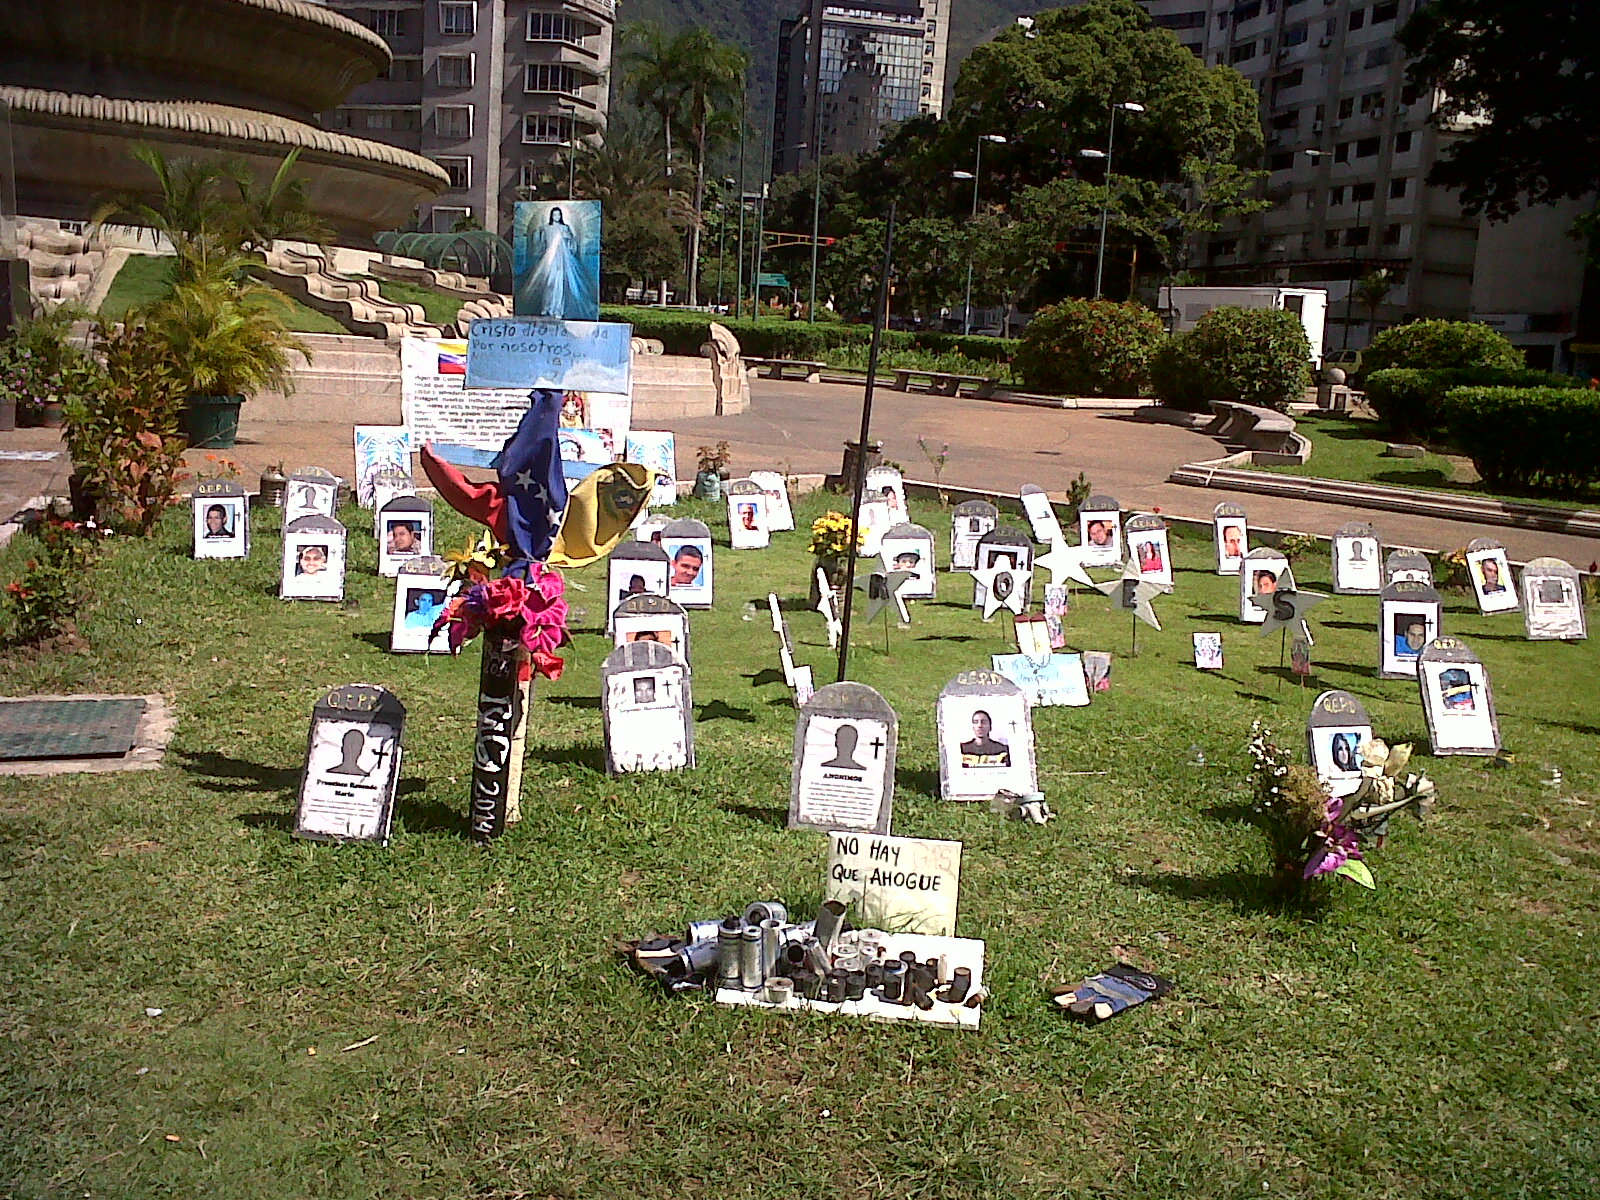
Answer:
[
  {"xmin": 1013, "ymin": 300, "xmax": 1164, "ymax": 397},
  {"xmin": 1439, "ymin": 386, "xmax": 1600, "ymax": 492},
  {"xmin": 1151, "ymin": 307, "xmax": 1311, "ymax": 412},
  {"xmin": 1365, "ymin": 367, "xmax": 1586, "ymax": 442},
  {"xmin": 1364, "ymin": 319, "xmax": 1524, "ymax": 373}
]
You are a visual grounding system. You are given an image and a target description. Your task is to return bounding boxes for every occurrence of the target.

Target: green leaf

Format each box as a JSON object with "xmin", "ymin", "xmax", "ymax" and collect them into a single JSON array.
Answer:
[{"xmin": 1335, "ymin": 859, "xmax": 1376, "ymax": 889}]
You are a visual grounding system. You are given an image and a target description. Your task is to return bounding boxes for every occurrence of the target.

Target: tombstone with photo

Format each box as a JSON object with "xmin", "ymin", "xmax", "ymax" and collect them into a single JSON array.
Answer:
[
  {"xmin": 625, "ymin": 430, "xmax": 679, "ymax": 508},
  {"xmin": 789, "ymin": 682, "xmax": 897, "ymax": 835},
  {"xmin": 1078, "ymin": 495, "xmax": 1123, "ymax": 568},
  {"xmin": 377, "ymin": 494, "xmax": 434, "ymax": 577},
  {"xmin": 991, "ymin": 651, "xmax": 1091, "ymax": 707},
  {"xmin": 661, "ymin": 517, "xmax": 714, "ymax": 609},
  {"xmin": 1521, "ymin": 556, "xmax": 1587, "ymax": 641},
  {"xmin": 607, "ymin": 541, "xmax": 671, "ymax": 630},
  {"xmin": 1464, "ymin": 537, "xmax": 1518, "ymax": 615},
  {"xmin": 1378, "ymin": 579, "xmax": 1443, "ymax": 679},
  {"xmin": 368, "ymin": 469, "xmax": 415, "ymax": 536},
  {"xmin": 949, "ymin": 499, "xmax": 999, "ymax": 571},
  {"xmin": 1385, "ymin": 549, "xmax": 1434, "ymax": 586},
  {"xmin": 293, "ymin": 684, "xmax": 406, "ymax": 844},
  {"xmin": 1238, "ymin": 547, "xmax": 1293, "ymax": 625},
  {"xmin": 865, "ymin": 465, "xmax": 907, "ymax": 523},
  {"xmin": 1213, "ymin": 501, "xmax": 1249, "ymax": 575},
  {"xmin": 879, "ymin": 522, "xmax": 938, "ymax": 599},
  {"xmin": 748, "ymin": 469, "xmax": 796, "ymax": 532},
  {"xmin": 937, "ymin": 671, "xmax": 1038, "ymax": 801},
  {"xmin": 633, "ymin": 512, "xmax": 670, "ymax": 545},
  {"xmin": 1193, "ymin": 632, "xmax": 1224, "ymax": 670},
  {"xmin": 1307, "ymin": 689, "xmax": 1373, "ymax": 798},
  {"xmin": 726, "ymin": 478, "xmax": 770, "ymax": 550},
  {"xmin": 1417, "ymin": 637, "xmax": 1502, "ymax": 755},
  {"xmin": 1020, "ymin": 484, "xmax": 1065, "ymax": 545},
  {"xmin": 390, "ymin": 557, "xmax": 456, "ymax": 653},
  {"xmin": 601, "ymin": 640, "xmax": 694, "ymax": 774},
  {"xmin": 281, "ymin": 514, "xmax": 347, "ymax": 601},
  {"xmin": 1125, "ymin": 512, "xmax": 1173, "ymax": 588},
  {"xmin": 192, "ymin": 479, "xmax": 248, "ymax": 560},
  {"xmin": 613, "ymin": 592, "xmax": 691, "ymax": 664},
  {"xmin": 285, "ymin": 467, "xmax": 340, "ymax": 522},
  {"xmin": 972, "ymin": 525, "xmax": 1034, "ymax": 610},
  {"xmin": 1331, "ymin": 521, "xmax": 1383, "ymax": 594}
]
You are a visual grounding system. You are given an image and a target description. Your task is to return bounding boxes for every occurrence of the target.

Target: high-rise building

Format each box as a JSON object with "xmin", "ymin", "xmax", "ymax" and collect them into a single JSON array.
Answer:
[
  {"xmin": 321, "ymin": 0, "xmax": 614, "ymax": 239},
  {"xmin": 773, "ymin": 0, "xmax": 949, "ymax": 176}
]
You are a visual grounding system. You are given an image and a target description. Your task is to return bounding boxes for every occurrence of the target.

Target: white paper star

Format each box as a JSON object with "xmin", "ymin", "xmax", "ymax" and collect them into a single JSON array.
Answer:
[
  {"xmin": 1034, "ymin": 537, "xmax": 1095, "ymax": 588},
  {"xmin": 856, "ymin": 569, "xmax": 915, "ymax": 624},
  {"xmin": 1095, "ymin": 560, "xmax": 1169, "ymax": 631},
  {"xmin": 970, "ymin": 562, "xmax": 1033, "ymax": 620},
  {"xmin": 1248, "ymin": 587, "xmax": 1327, "ymax": 637}
]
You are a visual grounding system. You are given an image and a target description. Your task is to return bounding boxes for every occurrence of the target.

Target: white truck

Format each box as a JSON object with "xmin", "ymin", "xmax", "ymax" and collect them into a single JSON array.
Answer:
[{"xmin": 1159, "ymin": 285, "xmax": 1328, "ymax": 368}]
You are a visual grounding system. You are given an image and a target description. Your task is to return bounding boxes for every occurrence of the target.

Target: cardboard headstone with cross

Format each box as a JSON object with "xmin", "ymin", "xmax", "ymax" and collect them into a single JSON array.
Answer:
[
  {"xmin": 1522, "ymin": 556, "xmax": 1586, "ymax": 640},
  {"xmin": 601, "ymin": 640, "xmax": 694, "ymax": 774},
  {"xmin": 391, "ymin": 556, "xmax": 455, "ymax": 653},
  {"xmin": 1125, "ymin": 512, "xmax": 1172, "ymax": 588},
  {"xmin": 1464, "ymin": 536, "xmax": 1518, "ymax": 615},
  {"xmin": 285, "ymin": 467, "xmax": 340, "ymax": 523},
  {"xmin": 748, "ymin": 470, "xmax": 796, "ymax": 532},
  {"xmin": 193, "ymin": 478, "xmax": 248, "ymax": 560},
  {"xmin": 1378, "ymin": 579, "xmax": 1443, "ymax": 679},
  {"xmin": 613, "ymin": 592, "xmax": 691, "ymax": 664},
  {"xmin": 661, "ymin": 517, "xmax": 714, "ymax": 609},
  {"xmin": 1078, "ymin": 494, "xmax": 1123, "ymax": 568},
  {"xmin": 1306, "ymin": 689, "xmax": 1373, "ymax": 798},
  {"xmin": 1238, "ymin": 546, "xmax": 1292, "ymax": 624},
  {"xmin": 972, "ymin": 525, "xmax": 1034, "ymax": 610},
  {"xmin": 726, "ymin": 478, "xmax": 770, "ymax": 550},
  {"xmin": 1417, "ymin": 637, "xmax": 1502, "ymax": 755},
  {"xmin": 1385, "ymin": 549, "xmax": 1434, "ymax": 587},
  {"xmin": 294, "ymin": 684, "xmax": 406, "ymax": 844},
  {"xmin": 377, "ymin": 494, "xmax": 434, "ymax": 577},
  {"xmin": 1332, "ymin": 521, "xmax": 1383, "ymax": 595},
  {"xmin": 789, "ymin": 682, "xmax": 897, "ymax": 835},
  {"xmin": 878, "ymin": 521, "xmax": 938, "ymax": 599},
  {"xmin": 936, "ymin": 669, "xmax": 1038, "ymax": 801},
  {"xmin": 949, "ymin": 499, "xmax": 998, "ymax": 571},
  {"xmin": 1020, "ymin": 484, "xmax": 1065, "ymax": 546},
  {"xmin": 1213, "ymin": 501, "xmax": 1249, "ymax": 575},
  {"xmin": 281, "ymin": 514, "xmax": 347, "ymax": 602},
  {"xmin": 607, "ymin": 541, "xmax": 671, "ymax": 631}
]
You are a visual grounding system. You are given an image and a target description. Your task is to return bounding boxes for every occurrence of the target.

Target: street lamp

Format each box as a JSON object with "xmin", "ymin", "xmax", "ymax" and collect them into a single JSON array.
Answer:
[
  {"xmin": 1301, "ymin": 148, "xmax": 1358, "ymax": 348},
  {"xmin": 956, "ymin": 133, "xmax": 1007, "ymax": 335},
  {"xmin": 558, "ymin": 104, "xmax": 578, "ymax": 201},
  {"xmin": 1078, "ymin": 100, "xmax": 1144, "ymax": 300}
]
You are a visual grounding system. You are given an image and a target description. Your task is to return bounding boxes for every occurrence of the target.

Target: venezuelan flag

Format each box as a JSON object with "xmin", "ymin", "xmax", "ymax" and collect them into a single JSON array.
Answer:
[{"xmin": 437, "ymin": 341, "xmax": 469, "ymax": 375}]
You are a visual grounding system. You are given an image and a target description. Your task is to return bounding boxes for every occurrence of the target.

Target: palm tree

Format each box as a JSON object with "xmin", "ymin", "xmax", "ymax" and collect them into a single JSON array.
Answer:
[
  {"xmin": 618, "ymin": 24, "xmax": 686, "ymax": 180},
  {"xmin": 1354, "ymin": 267, "xmax": 1399, "ymax": 341}
]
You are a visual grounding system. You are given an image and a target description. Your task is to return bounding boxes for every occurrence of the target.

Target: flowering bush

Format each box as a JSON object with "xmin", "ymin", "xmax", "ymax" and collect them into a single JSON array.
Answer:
[
  {"xmin": 1013, "ymin": 300, "xmax": 1165, "ymax": 397},
  {"xmin": 809, "ymin": 511, "xmax": 863, "ymax": 558},
  {"xmin": 1, "ymin": 514, "xmax": 103, "ymax": 643},
  {"xmin": 0, "ymin": 313, "xmax": 103, "ymax": 424},
  {"xmin": 433, "ymin": 565, "xmax": 569, "ymax": 680}
]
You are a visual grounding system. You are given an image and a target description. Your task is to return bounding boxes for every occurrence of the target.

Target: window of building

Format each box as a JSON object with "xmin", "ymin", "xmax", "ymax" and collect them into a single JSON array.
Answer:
[
  {"xmin": 1234, "ymin": 1, "xmax": 1262, "ymax": 21},
  {"xmin": 921, "ymin": 83, "xmax": 933, "ymax": 97},
  {"xmin": 385, "ymin": 56, "xmax": 422, "ymax": 82},
  {"xmin": 1355, "ymin": 136, "xmax": 1380, "ymax": 157},
  {"xmin": 522, "ymin": 113, "xmax": 572, "ymax": 144},
  {"xmin": 1324, "ymin": 229, "xmax": 1340, "ymax": 250},
  {"xmin": 527, "ymin": 12, "xmax": 584, "ymax": 43},
  {"xmin": 525, "ymin": 64, "xmax": 583, "ymax": 95},
  {"xmin": 923, "ymin": 62, "xmax": 933, "ymax": 75},
  {"xmin": 1328, "ymin": 184, "xmax": 1347, "ymax": 205},
  {"xmin": 326, "ymin": 110, "xmax": 352, "ymax": 130},
  {"xmin": 1267, "ymin": 150, "xmax": 1294, "ymax": 171},
  {"xmin": 1271, "ymin": 109, "xmax": 1299, "ymax": 131},
  {"xmin": 359, "ymin": 108, "xmax": 421, "ymax": 132},
  {"xmin": 1394, "ymin": 130, "xmax": 1414, "ymax": 153},
  {"xmin": 431, "ymin": 206, "xmax": 471, "ymax": 233},
  {"xmin": 437, "ymin": 54, "xmax": 474, "ymax": 87},
  {"xmin": 439, "ymin": 2, "xmax": 475, "ymax": 36},
  {"xmin": 1371, "ymin": 1, "xmax": 1399, "ymax": 22},
  {"xmin": 1338, "ymin": 97, "xmax": 1355, "ymax": 120},
  {"xmin": 1382, "ymin": 223, "xmax": 1403, "ymax": 245},
  {"xmin": 1359, "ymin": 89, "xmax": 1385, "ymax": 114},
  {"xmin": 1344, "ymin": 226, "xmax": 1369, "ymax": 247},
  {"xmin": 1364, "ymin": 45, "xmax": 1392, "ymax": 68},
  {"xmin": 435, "ymin": 105, "xmax": 472, "ymax": 139},
  {"xmin": 1400, "ymin": 82, "xmax": 1423, "ymax": 106},
  {"xmin": 1152, "ymin": 10, "xmax": 1207, "ymax": 29},
  {"xmin": 1352, "ymin": 181, "xmax": 1376, "ymax": 202},
  {"xmin": 1230, "ymin": 40, "xmax": 1258, "ymax": 63},
  {"xmin": 1211, "ymin": 238, "xmax": 1239, "ymax": 257},
  {"xmin": 1271, "ymin": 68, "xmax": 1304, "ymax": 92},
  {"xmin": 1348, "ymin": 8, "xmax": 1365, "ymax": 30},
  {"xmin": 371, "ymin": 10, "xmax": 404, "ymax": 37},
  {"xmin": 1282, "ymin": 23, "xmax": 1308, "ymax": 46},
  {"xmin": 1334, "ymin": 142, "xmax": 1350, "ymax": 163},
  {"xmin": 437, "ymin": 156, "xmax": 471, "ymax": 189},
  {"xmin": 1389, "ymin": 176, "xmax": 1409, "ymax": 198}
]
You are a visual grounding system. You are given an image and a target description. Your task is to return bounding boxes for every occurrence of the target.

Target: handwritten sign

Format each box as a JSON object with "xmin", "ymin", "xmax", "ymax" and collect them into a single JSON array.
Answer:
[
  {"xmin": 465, "ymin": 318, "xmax": 632, "ymax": 393},
  {"xmin": 824, "ymin": 832, "xmax": 961, "ymax": 936}
]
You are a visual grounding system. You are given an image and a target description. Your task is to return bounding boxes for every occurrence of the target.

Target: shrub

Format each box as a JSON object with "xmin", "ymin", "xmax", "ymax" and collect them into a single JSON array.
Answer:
[
  {"xmin": 1365, "ymin": 367, "xmax": 1586, "ymax": 442},
  {"xmin": 1, "ymin": 514, "xmax": 102, "ymax": 643},
  {"xmin": 1013, "ymin": 300, "xmax": 1164, "ymax": 397},
  {"xmin": 1152, "ymin": 307, "xmax": 1311, "ymax": 412},
  {"xmin": 1364, "ymin": 319, "xmax": 1523, "ymax": 373},
  {"xmin": 1439, "ymin": 386, "xmax": 1600, "ymax": 494}
]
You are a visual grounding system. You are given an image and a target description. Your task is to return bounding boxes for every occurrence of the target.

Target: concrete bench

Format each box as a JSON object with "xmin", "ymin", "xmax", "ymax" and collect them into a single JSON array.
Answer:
[
  {"xmin": 744, "ymin": 357, "xmax": 826, "ymax": 383},
  {"xmin": 891, "ymin": 368, "xmax": 1000, "ymax": 397},
  {"xmin": 1204, "ymin": 400, "xmax": 1301, "ymax": 456}
]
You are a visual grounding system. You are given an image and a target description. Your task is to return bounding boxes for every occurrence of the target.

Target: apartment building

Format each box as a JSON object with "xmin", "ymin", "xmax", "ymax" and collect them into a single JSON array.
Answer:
[
  {"xmin": 321, "ymin": 0, "xmax": 614, "ymax": 239},
  {"xmin": 773, "ymin": 0, "xmax": 950, "ymax": 176}
]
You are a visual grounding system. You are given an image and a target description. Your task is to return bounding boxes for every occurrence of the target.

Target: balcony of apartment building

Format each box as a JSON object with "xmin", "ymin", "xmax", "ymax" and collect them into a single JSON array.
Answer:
[
  {"xmin": 517, "ymin": 61, "xmax": 606, "ymax": 132},
  {"xmin": 523, "ymin": 7, "xmax": 609, "ymax": 66},
  {"xmin": 352, "ymin": 3, "xmax": 425, "ymax": 57}
]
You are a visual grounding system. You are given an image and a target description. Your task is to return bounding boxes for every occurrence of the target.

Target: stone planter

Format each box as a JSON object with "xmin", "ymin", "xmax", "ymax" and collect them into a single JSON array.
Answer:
[{"xmin": 693, "ymin": 469, "xmax": 722, "ymax": 502}]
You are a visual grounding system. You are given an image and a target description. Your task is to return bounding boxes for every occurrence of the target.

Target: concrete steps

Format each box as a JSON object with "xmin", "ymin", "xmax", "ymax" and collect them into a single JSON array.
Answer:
[
  {"xmin": 14, "ymin": 218, "xmax": 107, "ymax": 309},
  {"xmin": 253, "ymin": 333, "xmax": 402, "ymax": 425},
  {"xmin": 260, "ymin": 246, "xmax": 443, "ymax": 340}
]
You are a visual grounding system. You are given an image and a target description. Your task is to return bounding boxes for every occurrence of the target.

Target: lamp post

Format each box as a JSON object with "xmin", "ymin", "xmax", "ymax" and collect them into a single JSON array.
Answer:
[
  {"xmin": 808, "ymin": 92, "xmax": 827, "ymax": 323},
  {"xmin": 735, "ymin": 91, "xmax": 748, "ymax": 318},
  {"xmin": 1302, "ymin": 147, "xmax": 1357, "ymax": 349},
  {"xmin": 954, "ymin": 133, "xmax": 1007, "ymax": 335},
  {"xmin": 1078, "ymin": 100, "xmax": 1144, "ymax": 300},
  {"xmin": 717, "ymin": 177, "xmax": 734, "ymax": 309},
  {"xmin": 559, "ymin": 104, "xmax": 578, "ymax": 200}
]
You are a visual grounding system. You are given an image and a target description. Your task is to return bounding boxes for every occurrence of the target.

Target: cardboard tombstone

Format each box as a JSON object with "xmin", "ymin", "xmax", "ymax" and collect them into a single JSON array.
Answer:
[
  {"xmin": 193, "ymin": 479, "xmax": 248, "ymax": 560},
  {"xmin": 1465, "ymin": 537, "xmax": 1519, "ymax": 615},
  {"xmin": 625, "ymin": 430, "xmax": 678, "ymax": 508},
  {"xmin": 633, "ymin": 512, "xmax": 670, "ymax": 546},
  {"xmin": 1213, "ymin": 501, "xmax": 1249, "ymax": 576},
  {"xmin": 391, "ymin": 557, "xmax": 456, "ymax": 653},
  {"xmin": 368, "ymin": 469, "xmax": 415, "ymax": 530},
  {"xmin": 1385, "ymin": 549, "xmax": 1434, "ymax": 587},
  {"xmin": 1078, "ymin": 495, "xmax": 1123, "ymax": 568},
  {"xmin": 1238, "ymin": 547, "xmax": 1293, "ymax": 624},
  {"xmin": 789, "ymin": 682, "xmax": 897, "ymax": 835},
  {"xmin": 1306, "ymin": 689, "xmax": 1373, "ymax": 798},
  {"xmin": 725, "ymin": 478, "xmax": 770, "ymax": 550},
  {"xmin": 949, "ymin": 500, "xmax": 998, "ymax": 571},
  {"xmin": 293, "ymin": 684, "xmax": 405, "ymax": 844},
  {"xmin": 791, "ymin": 664, "xmax": 815, "ymax": 707},
  {"xmin": 285, "ymin": 467, "xmax": 340, "ymax": 523},
  {"xmin": 607, "ymin": 541, "xmax": 671, "ymax": 630},
  {"xmin": 990, "ymin": 651, "xmax": 1090, "ymax": 707},
  {"xmin": 1522, "ymin": 556, "xmax": 1587, "ymax": 641},
  {"xmin": 748, "ymin": 469, "xmax": 795, "ymax": 532},
  {"xmin": 1417, "ymin": 637, "xmax": 1502, "ymax": 755},
  {"xmin": 879, "ymin": 522, "xmax": 938, "ymax": 599},
  {"xmin": 972, "ymin": 526, "xmax": 1034, "ymax": 610},
  {"xmin": 1125, "ymin": 512, "xmax": 1172, "ymax": 588},
  {"xmin": 864, "ymin": 465, "xmax": 907, "ymax": 524},
  {"xmin": 377, "ymin": 494, "xmax": 434, "ymax": 577},
  {"xmin": 281, "ymin": 514, "xmax": 347, "ymax": 601},
  {"xmin": 1020, "ymin": 484, "xmax": 1065, "ymax": 545},
  {"xmin": 613, "ymin": 592, "xmax": 691, "ymax": 664},
  {"xmin": 661, "ymin": 518, "xmax": 714, "ymax": 609},
  {"xmin": 937, "ymin": 670, "xmax": 1039, "ymax": 800},
  {"xmin": 601, "ymin": 641, "xmax": 694, "ymax": 774},
  {"xmin": 1379, "ymin": 579, "xmax": 1443, "ymax": 679},
  {"xmin": 1193, "ymin": 631, "xmax": 1224, "ymax": 670},
  {"xmin": 1331, "ymin": 521, "xmax": 1383, "ymax": 595}
]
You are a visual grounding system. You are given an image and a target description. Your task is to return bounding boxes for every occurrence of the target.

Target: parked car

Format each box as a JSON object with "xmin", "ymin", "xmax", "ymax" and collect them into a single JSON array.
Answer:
[{"xmin": 1322, "ymin": 348, "xmax": 1363, "ymax": 386}]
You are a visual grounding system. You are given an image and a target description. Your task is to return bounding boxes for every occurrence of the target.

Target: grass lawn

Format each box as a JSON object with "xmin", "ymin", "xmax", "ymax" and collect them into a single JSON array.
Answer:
[
  {"xmin": 1, "ymin": 493, "xmax": 1596, "ymax": 1198},
  {"xmin": 375, "ymin": 279, "xmax": 466, "ymax": 328},
  {"xmin": 99, "ymin": 254, "xmax": 357, "ymax": 335},
  {"xmin": 1256, "ymin": 413, "xmax": 1600, "ymax": 510}
]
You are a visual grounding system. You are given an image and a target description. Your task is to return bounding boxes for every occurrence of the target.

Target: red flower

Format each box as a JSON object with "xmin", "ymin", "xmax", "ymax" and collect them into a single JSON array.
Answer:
[{"xmin": 483, "ymin": 577, "xmax": 531, "ymax": 622}]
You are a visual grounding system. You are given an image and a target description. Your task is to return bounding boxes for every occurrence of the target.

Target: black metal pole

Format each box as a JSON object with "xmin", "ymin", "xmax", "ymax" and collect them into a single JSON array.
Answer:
[
  {"xmin": 735, "ymin": 90, "xmax": 747, "ymax": 319},
  {"xmin": 836, "ymin": 204, "xmax": 897, "ymax": 684}
]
